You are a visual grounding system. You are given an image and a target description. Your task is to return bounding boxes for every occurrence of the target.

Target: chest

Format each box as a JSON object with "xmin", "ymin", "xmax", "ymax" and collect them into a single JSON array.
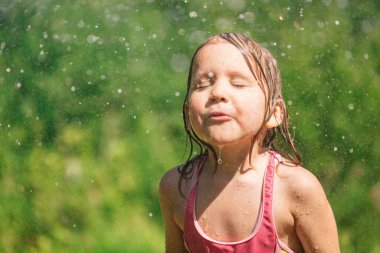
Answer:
[{"xmin": 173, "ymin": 173, "xmax": 294, "ymax": 243}]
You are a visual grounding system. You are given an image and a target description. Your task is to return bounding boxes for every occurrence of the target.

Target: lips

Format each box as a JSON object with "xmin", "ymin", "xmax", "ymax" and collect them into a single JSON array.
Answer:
[{"xmin": 208, "ymin": 111, "xmax": 232, "ymax": 121}]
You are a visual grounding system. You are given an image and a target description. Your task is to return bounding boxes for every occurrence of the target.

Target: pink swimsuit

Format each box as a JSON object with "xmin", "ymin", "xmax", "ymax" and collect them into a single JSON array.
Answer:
[{"xmin": 183, "ymin": 152, "xmax": 295, "ymax": 253}]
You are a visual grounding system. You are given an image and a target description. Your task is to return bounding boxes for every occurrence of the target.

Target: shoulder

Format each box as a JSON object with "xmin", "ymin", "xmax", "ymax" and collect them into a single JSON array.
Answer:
[
  {"xmin": 159, "ymin": 162, "xmax": 194, "ymax": 204},
  {"xmin": 160, "ymin": 155, "xmax": 204, "ymax": 198},
  {"xmin": 159, "ymin": 165, "xmax": 183, "ymax": 200},
  {"xmin": 276, "ymin": 162, "xmax": 329, "ymax": 211}
]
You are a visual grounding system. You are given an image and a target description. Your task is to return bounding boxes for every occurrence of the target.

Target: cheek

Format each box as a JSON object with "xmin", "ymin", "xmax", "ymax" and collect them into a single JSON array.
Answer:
[
  {"xmin": 188, "ymin": 107, "xmax": 202, "ymax": 129},
  {"xmin": 242, "ymin": 90, "xmax": 266, "ymax": 111},
  {"xmin": 187, "ymin": 98, "xmax": 208, "ymax": 140},
  {"xmin": 187, "ymin": 99, "xmax": 202, "ymax": 125},
  {"xmin": 187, "ymin": 93, "xmax": 205, "ymax": 117}
]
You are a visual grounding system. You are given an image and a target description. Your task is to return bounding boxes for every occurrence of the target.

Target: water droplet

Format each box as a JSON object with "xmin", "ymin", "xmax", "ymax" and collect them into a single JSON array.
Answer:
[
  {"xmin": 322, "ymin": 0, "xmax": 332, "ymax": 6},
  {"xmin": 178, "ymin": 28, "xmax": 186, "ymax": 35},
  {"xmin": 111, "ymin": 14, "xmax": 120, "ymax": 22},
  {"xmin": 171, "ymin": 54, "xmax": 189, "ymax": 72},
  {"xmin": 189, "ymin": 11, "xmax": 197, "ymax": 18},
  {"xmin": 87, "ymin": 34, "xmax": 99, "ymax": 43},
  {"xmin": 344, "ymin": 50, "xmax": 353, "ymax": 60}
]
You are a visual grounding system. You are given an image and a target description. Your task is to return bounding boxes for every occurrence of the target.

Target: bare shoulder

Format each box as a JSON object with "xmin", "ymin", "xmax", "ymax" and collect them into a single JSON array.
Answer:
[
  {"xmin": 159, "ymin": 165, "xmax": 183, "ymax": 200},
  {"xmin": 277, "ymin": 162, "xmax": 327, "ymax": 206}
]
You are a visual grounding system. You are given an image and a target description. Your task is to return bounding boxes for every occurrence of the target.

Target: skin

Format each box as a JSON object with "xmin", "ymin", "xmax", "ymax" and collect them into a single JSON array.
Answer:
[{"xmin": 159, "ymin": 41, "xmax": 340, "ymax": 253}]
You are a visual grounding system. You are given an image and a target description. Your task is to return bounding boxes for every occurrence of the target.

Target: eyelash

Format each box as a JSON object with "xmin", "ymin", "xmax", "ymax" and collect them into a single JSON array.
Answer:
[
  {"xmin": 231, "ymin": 80, "xmax": 247, "ymax": 88},
  {"xmin": 193, "ymin": 78, "xmax": 248, "ymax": 89},
  {"xmin": 194, "ymin": 80, "xmax": 211, "ymax": 89}
]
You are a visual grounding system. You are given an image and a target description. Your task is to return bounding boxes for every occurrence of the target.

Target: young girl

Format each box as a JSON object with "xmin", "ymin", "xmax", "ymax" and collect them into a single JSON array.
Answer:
[{"xmin": 159, "ymin": 32, "xmax": 340, "ymax": 253}]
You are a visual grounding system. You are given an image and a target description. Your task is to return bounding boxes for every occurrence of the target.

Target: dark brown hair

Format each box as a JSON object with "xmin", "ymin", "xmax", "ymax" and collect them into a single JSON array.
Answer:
[{"xmin": 178, "ymin": 32, "xmax": 301, "ymax": 192}]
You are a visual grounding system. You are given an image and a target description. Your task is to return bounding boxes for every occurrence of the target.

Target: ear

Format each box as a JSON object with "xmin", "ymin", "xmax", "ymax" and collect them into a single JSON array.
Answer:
[{"xmin": 265, "ymin": 100, "xmax": 284, "ymax": 129}]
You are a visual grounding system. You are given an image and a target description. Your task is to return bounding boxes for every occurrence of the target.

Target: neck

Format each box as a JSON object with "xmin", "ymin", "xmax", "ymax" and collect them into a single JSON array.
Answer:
[{"xmin": 206, "ymin": 139, "xmax": 269, "ymax": 174}]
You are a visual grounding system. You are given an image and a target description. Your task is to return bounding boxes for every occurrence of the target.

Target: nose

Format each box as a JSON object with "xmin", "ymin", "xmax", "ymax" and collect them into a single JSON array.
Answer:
[{"xmin": 210, "ymin": 78, "xmax": 228, "ymax": 102}]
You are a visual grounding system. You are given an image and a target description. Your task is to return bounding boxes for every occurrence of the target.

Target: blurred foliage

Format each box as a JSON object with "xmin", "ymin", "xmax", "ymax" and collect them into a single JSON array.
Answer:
[{"xmin": 0, "ymin": 0, "xmax": 379, "ymax": 252}]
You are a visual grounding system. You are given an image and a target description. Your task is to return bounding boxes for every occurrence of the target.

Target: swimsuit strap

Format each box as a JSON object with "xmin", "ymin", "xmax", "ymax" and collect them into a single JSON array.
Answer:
[
  {"xmin": 189, "ymin": 155, "xmax": 207, "ymax": 190},
  {"xmin": 261, "ymin": 151, "xmax": 277, "ymax": 230}
]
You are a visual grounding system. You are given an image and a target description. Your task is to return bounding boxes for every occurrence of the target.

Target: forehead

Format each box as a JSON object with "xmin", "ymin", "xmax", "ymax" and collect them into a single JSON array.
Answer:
[{"xmin": 193, "ymin": 41, "xmax": 252, "ymax": 75}]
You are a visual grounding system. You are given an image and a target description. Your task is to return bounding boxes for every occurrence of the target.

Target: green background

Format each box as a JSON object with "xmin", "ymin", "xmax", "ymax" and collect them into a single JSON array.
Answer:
[{"xmin": 0, "ymin": 0, "xmax": 379, "ymax": 252}]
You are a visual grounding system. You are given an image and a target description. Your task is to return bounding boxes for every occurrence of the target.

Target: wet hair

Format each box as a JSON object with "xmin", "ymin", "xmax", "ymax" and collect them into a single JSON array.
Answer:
[{"xmin": 178, "ymin": 32, "xmax": 301, "ymax": 194}]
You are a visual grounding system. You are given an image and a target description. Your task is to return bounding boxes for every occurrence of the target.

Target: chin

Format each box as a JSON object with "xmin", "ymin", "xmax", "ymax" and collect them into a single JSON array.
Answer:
[
  {"xmin": 205, "ymin": 137, "xmax": 243, "ymax": 147},
  {"xmin": 203, "ymin": 133, "xmax": 254, "ymax": 148}
]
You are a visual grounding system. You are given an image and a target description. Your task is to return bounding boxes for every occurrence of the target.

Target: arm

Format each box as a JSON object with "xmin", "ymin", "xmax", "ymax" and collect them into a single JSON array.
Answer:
[
  {"xmin": 159, "ymin": 169, "xmax": 188, "ymax": 253},
  {"xmin": 290, "ymin": 168, "xmax": 340, "ymax": 253}
]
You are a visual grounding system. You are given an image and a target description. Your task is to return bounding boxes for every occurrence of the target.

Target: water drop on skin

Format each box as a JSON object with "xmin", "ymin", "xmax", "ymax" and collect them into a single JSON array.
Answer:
[{"xmin": 216, "ymin": 146, "xmax": 223, "ymax": 165}]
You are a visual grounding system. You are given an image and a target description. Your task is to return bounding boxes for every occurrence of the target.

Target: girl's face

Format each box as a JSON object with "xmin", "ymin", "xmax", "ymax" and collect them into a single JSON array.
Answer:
[{"xmin": 187, "ymin": 41, "xmax": 266, "ymax": 148}]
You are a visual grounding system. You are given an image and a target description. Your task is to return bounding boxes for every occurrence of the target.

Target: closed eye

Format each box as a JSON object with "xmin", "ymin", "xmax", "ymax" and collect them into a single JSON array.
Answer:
[
  {"xmin": 231, "ymin": 78, "xmax": 248, "ymax": 88},
  {"xmin": 194, "ymin": 79, "xmax": 212, "ymax": 89}
]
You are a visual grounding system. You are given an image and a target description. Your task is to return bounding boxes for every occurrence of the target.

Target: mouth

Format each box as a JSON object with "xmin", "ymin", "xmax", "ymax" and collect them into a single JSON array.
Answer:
[{"xmin": 208, "ymin": 111, "xmax": 232, "ymax": 121}]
